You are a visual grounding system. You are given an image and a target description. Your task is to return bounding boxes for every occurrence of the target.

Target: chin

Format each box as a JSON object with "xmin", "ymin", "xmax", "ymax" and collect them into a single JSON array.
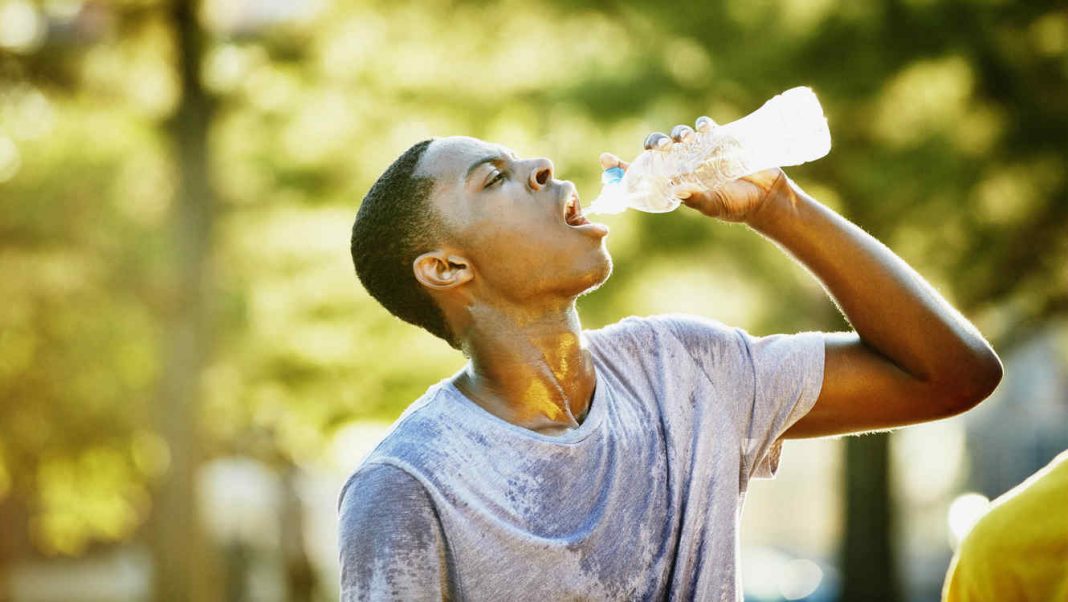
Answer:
[{"xmin": 576, "ymin": 248, "xmax": 613, "ymax": 297}]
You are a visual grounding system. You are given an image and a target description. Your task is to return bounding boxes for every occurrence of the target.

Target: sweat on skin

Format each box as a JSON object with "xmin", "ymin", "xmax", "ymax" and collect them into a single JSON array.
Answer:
[{"xmin": 340, "ymin": 135, "xmax": 1003, "ymax": 600}]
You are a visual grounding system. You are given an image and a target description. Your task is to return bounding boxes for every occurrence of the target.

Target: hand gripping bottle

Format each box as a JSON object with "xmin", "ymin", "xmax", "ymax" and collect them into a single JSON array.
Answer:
[{"xmin": 588, "ymin": 86, "xmax": 832, "ymax": 215}]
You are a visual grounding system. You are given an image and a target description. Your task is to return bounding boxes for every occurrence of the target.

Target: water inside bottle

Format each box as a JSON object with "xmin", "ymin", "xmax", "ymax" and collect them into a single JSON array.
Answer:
[
  {"xmin": 586, "ymin": 86, "xmax": 831, "ymax": 215},
  {"xmin": 585, "ymin": 129, "xmax": 751, "ymax": 216}
]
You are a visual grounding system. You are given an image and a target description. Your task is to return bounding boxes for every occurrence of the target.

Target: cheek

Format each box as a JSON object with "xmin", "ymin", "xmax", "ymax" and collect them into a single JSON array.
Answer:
[
  {"xmin": 466, "ymin": 227, "xmax": 568, "ymax": 282},
  {"xmin": 468, "ymin": 210, "xmax": 559, "ymax": 252},
  {"xmin": 471, "ymin": 230, "xmax": 553, "ymax": 270},
  {"xmin": 461, "ymin": 206, "xmax": 597, "ymax": 278}
]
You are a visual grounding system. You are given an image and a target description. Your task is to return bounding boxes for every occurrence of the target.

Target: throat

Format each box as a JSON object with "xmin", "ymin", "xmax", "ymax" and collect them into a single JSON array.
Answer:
[
  {"xmin": 455, "ymin": 366, "xmax": 595, "ymax": 435},
  {"xmin": 455, "ymin": 302, "xmax": 598, "ymax": 434}
]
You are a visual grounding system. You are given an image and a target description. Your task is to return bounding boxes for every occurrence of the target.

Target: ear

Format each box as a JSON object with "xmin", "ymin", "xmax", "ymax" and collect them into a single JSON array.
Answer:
[{"xmin": 413, "ymin": 251, "xmax": 473, "ymax": 291}]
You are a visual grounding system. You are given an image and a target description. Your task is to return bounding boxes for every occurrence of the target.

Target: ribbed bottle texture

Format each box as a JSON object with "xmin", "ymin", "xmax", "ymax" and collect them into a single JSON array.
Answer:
[{"xmin": 588, "ymin": 87, "xmax": 832, "ymax": 215}]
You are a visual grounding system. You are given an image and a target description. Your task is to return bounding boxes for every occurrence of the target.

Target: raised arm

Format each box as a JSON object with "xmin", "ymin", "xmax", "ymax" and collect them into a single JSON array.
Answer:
[
  {"xmin": 675, "ymin": 164, "xmax": 1003, "ymax": 438},
  {"xmin": 603, "ymin": 131, "xmax": 1002, "ymax": 438}
]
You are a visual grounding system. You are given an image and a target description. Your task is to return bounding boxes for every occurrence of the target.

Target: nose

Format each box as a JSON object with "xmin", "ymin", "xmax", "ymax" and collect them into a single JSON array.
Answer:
[{"xmin": 528, "ymin": 158, "xmax": 554, "ymax": 190}]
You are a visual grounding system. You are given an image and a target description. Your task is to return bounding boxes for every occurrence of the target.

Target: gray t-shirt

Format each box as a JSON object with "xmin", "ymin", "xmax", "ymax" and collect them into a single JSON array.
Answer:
[{"xmin": 338, "ymin": 314, "xmax": 825, "ymax": 601}]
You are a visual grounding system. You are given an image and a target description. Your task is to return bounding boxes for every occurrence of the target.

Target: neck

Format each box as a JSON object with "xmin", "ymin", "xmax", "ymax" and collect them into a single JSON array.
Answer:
[{"xmin": 454, "ymin": 299, "xmax": 597, "ymax": 436}]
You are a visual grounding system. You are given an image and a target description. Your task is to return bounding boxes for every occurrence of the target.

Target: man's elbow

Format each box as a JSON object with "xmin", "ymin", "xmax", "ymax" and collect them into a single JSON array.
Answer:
[
  {"xmin": 938, "ymin": 347, "xmax": 1004, "ymax": 415},
  {"xmin": 966, "ymin": 350, "xmax": 1004, "ymax": 406}
]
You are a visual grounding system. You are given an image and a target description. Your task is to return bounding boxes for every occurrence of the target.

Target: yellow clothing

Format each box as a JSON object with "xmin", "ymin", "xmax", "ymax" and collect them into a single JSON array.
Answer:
[{"xmin": 943, "ymin": 450, "xmax": 1068, "ymax": 602}]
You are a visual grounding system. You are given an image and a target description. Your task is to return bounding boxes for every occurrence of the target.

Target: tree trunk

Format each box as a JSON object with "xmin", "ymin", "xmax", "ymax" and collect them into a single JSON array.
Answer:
[
  {"xmin": 841, "ymin": 433, "xmax": 900, "ymax": 602},
  {"xmin": 281, "ymin": 464, "xmax": 316, "ymax": 602},
  {"xmin": 151, "ymin": 0, "xmax": 219, "ymax": 600},
  {"xmin": 0, "ymin": 495, "xmax": 19, "ymax": 602}
]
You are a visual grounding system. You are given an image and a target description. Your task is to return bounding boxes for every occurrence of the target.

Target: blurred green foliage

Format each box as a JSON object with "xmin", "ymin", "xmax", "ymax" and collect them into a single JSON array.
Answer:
[{"xmin": 0, "ymin": 0, "xmax": 1064, "ymax": 567}]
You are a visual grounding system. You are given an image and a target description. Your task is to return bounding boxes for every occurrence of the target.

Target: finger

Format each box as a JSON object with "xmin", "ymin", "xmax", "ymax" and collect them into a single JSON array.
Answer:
[
  {"xmin": 643, "ymin": 132, "xmax": 672, "ymax": 151},
  {"xmin": 695, "ymin": 116, "xmax": 718, "ymax": 133},
  {"xmin": 670, "ymin": 124, "xmax": 695, "ymax": 143},
  {"xmin": 674, "ymin": 183, "xmax": 704, "ymax": 202},
  {"xmin": 599, "ymin": 152, "xmax": 621, "ymax": 170},
  {"xmin": 680, "ymin": 189, "xmax": 721, "ymax": 216},
  {"xmin": 679, "ymin": 191, "xmax": 712, "ymax": 211}
]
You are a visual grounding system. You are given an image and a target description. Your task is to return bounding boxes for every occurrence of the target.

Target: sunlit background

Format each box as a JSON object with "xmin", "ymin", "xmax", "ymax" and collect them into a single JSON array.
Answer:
[{"xmin": 1, "ymin": 0, "xmax": 1066, "ymax": 600}]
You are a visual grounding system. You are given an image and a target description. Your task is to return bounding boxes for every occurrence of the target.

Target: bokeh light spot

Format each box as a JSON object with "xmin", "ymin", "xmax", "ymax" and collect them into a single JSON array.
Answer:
[
  {"xmin": 0, "ymin": 136, "xmax": 23, "ymax": 183},
  {"xmin": 0, "ymin": 1, "xmax": 45, "ymax": 53},
  {"xmin": 947, "ymin": 492, "xmax": 991, "ymax": 547}
]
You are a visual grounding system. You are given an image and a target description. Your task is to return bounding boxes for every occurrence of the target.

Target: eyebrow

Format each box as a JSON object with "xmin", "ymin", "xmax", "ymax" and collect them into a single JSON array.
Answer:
[
  {"xmin": 464, "ymin": 149, "xmax": 519, "ymax": 182},
  {"xmin": 464, "ymin": 153, "xmax": 507, "ymax": 182}
]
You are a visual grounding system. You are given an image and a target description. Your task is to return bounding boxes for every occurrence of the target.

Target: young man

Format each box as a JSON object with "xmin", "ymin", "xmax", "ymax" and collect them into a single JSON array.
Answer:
[{"xmin": 340, "ymin": 130, "xmax": 1003, "ymax": 600}]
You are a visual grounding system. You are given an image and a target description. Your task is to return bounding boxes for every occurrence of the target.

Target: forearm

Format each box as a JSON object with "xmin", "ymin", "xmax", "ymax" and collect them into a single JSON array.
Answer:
[{"xmin": 746, "ymin": 177, "xmax": 1001, "ymax": 391}]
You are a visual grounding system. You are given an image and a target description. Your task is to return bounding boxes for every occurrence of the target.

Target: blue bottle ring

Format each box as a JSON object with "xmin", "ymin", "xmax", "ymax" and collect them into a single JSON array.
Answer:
[{"xmin": 601, "ymin": 166, "xmax": 625, "ymax": 185}]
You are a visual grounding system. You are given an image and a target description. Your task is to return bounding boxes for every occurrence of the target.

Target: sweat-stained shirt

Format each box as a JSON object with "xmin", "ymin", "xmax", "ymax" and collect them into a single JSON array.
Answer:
[{"xmin": 337, "ymin": 313, "xmax": 826, "ymax": 601}]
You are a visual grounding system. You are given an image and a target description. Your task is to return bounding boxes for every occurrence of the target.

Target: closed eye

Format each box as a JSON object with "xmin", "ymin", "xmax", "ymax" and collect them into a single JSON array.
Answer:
[{"xmin": 486, "ymin": 170, "xmax": 506, "ymax": 188}]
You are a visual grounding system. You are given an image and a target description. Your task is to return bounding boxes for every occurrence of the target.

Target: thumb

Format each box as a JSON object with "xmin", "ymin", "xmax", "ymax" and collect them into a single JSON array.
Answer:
[
  {"xmin": 599, "ymin": 152, "xmax": 621, "ymax": 169},
  {"xmin": 674, "ymin": 183, "xmax": 705, "ymax": 205},
  {"xmin": 599, "ymin": 152, "xmax": 630, "ymax": 172},
  {"xmin": 674, "ymin": 185, "xmax": 721, "ymax": 215}
]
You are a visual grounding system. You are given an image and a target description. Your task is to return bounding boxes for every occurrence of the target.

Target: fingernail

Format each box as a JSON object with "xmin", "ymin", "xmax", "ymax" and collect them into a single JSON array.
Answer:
[
  {"xmin": 695, "ymin": 116, "xmax": 717, "ymax": 132},
  {"xmin": 644, "ymin": 132, "xmax": 670, "ymax": 151},
  {"xmin": 671, "ymin": 125, "xmax": 695, "ymax": 143}
]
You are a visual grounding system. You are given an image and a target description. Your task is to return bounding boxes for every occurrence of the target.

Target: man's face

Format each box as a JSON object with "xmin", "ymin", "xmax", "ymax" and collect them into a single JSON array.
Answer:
[{"xmin": 416, "ymin": 136, "xmax": 612, "ymax": 304}]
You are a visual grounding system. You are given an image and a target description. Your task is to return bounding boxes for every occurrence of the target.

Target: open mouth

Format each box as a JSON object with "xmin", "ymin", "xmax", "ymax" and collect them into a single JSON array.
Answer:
[{"xmin": 563, "ymin": 188, "xmax": 591, "ymax": 227}]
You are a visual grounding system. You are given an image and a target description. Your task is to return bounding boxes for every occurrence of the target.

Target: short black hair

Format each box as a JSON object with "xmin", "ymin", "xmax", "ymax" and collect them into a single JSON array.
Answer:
[{"xmin": 351, "ymin": 139, "xmax": 457, "ymax": 348}]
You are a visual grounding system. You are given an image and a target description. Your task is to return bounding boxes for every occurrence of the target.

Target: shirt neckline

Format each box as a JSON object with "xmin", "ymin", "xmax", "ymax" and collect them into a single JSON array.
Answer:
[{"xmin": 438, "ymin": 360, "xmax": 608, "ymax": 445}]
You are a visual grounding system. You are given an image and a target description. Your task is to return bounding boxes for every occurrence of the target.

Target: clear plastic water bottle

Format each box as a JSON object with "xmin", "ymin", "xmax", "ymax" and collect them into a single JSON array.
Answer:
[{"xmin": 587, "ymin": 86, "xmax": 832, "ymax": 215}]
